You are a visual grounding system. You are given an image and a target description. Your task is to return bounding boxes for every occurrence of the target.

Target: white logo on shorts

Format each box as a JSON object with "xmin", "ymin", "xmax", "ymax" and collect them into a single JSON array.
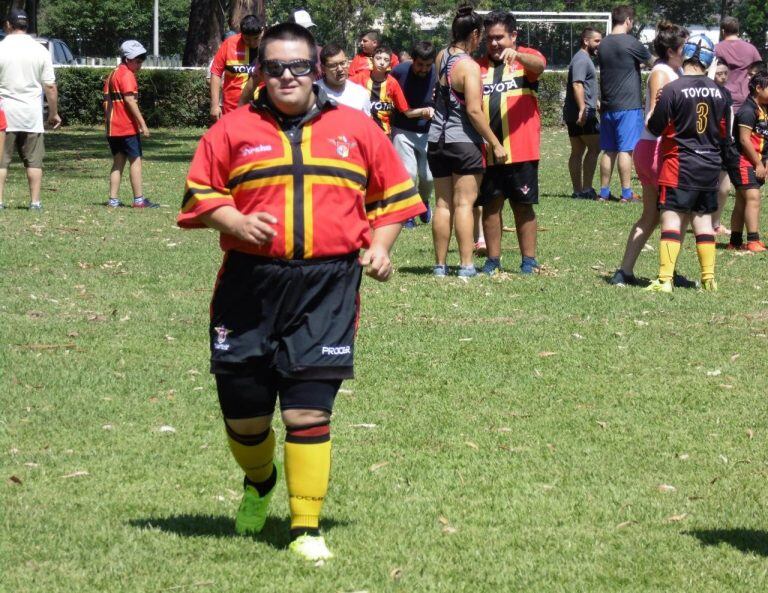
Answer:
[
  {"xmin": 321, "ymin": 345, "xmax": 351, "ymax": 356},
  {"xmin": 213, "ymin": 326, "xmax": 231, "ymax": 351}
]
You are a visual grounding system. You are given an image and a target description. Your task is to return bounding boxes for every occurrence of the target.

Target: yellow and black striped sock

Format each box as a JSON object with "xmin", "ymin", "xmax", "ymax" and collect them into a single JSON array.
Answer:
[
  {"xmin": 284, "ymin": 423, "xmax": 331, "ymax": 539},
  {"xmin": 659, "ymin": 230, "xmax": 682, "ymax": 282},
  {"xmin": 695, "ymin": 234, "xmax": 716, "ymax": 282},
  {"xmin": 226, "ymin": 424, "xmax": 276, "ymax": 494}
]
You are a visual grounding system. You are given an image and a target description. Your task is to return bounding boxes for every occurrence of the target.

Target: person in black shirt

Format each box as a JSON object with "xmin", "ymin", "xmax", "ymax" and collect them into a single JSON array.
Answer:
[{"xmin": 645, "ymin": 34, "xmax": 728, "ymax": 292}]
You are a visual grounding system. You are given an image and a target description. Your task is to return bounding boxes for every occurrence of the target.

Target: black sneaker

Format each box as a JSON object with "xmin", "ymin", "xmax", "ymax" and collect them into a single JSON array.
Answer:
[{"xmin": 609, "ymin": 269, "xmax": 636, "ymax": 286}]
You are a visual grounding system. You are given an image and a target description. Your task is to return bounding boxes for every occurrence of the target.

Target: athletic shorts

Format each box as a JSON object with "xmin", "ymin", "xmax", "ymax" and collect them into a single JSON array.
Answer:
[
  {"xmin": 0, "ymin": 131, "xmax": 45, "ymax": 168},
  {"xmin": 427, "ymin": 140, "xmax": 485, "ymax": 177},
  {"xmin": 566, "ymin": 111, "xmax": 600, "ymax": 137},
  {"xmin": 633, "ymin": 138, "xmax": 661, "ymax": 187},
  {"xmin": 476, "ymin": 161, "xmax": 539, "ymax": 206},
  {"xmin": 599, "ymin": 108, "xmax": 644, "ymax": 153},
  {"xmin": 108, "ymin": 134, "xmax": 142, "ymax": 159},
  {"xmin": 729, "ymin": 163, "xmax": 766, "ymax": 190},
  {"xmin": 209, "ymin": 251, "xmax": 362, "ymax": 380},
  {"xmin": 658, "ymin": 185, "xmax": 717, "ymax": 214}
]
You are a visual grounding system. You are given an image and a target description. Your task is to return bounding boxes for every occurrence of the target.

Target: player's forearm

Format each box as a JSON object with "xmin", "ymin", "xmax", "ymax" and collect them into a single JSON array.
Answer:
[
  {"xmin": 516, "ymin": 52, "xmax": 545, "ymax": 74},
  {"xmin": 403, "ymin": 107, "xmax": 429, "ymax": 119},
  {"xmin": 210, "ymin": 75, "xmax": 222, "ymax": 108},
  {"xmin": 43, "ymin": 84, "xmax": 59, "ymax": 117},
  {"xmin": 238, "ymin": 78, "xmax": 254, "ymax": 107},
  {"xmin": 369, "ymin": 223, "xmax": 402, "ymax": 254},
  {"xmin": 467, "ymin": 106, "xmax": 502, "ymax": 150},
  {"xmin": 739, "ymin": 128, "xmax": 763, "ymax": 168},
  {"xmin": 572, "ymin": 83, "xmax": 586, "ymax": 112},
  {"xmin": 124, "ymin": 97, "xmax": 147, "ymax": 130},
  {"xmin": 198, "ymin": 205, "xmax": 244, "ymax": 234}
]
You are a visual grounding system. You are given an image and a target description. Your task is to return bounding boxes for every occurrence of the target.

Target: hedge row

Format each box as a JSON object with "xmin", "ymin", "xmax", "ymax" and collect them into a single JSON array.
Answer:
[{"xmin": 56, "ymin": 68, "xmax": 575, "ymax": 128}]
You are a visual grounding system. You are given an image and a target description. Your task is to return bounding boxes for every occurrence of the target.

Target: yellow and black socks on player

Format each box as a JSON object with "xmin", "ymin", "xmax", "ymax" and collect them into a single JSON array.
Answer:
[
  {"xmin": 284, "ymin": 422, "xmax": 331, "ymax": 539},
  {"xmin": 659, "ymin": 230, "xmax": 682, "ymax": 282},
  {"xmin": 226, "ymin": 424, "xmax": 277, "ymax": 496},
  {"xmin": 695, "ymin": 234, "xmax": 716, "ymax": 282}
]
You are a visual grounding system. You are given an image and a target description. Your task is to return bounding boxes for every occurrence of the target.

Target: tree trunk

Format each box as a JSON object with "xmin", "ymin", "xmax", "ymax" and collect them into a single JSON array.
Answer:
[
  {"xmin": 183, "ymin": 0, "xmax": 226, "ymax": 67},
  {"xmin": 229, "ymin": 0, "xmax": 263, "ymax": 31}
]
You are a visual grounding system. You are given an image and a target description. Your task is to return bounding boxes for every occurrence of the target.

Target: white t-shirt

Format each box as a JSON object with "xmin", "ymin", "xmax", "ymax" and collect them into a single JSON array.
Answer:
[
  {"xmin": 0, "ymin": 34, "xmax": 56, "ymax": 133},
  {"xmin": 316, "ymin": 79, "xmax": 371, "ymax": 116}
]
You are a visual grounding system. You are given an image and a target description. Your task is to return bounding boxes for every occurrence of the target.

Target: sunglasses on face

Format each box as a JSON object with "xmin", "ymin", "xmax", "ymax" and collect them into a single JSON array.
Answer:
[{"xmin": 261, "ymin": 59, "xmax": 314, "ymax": 78}]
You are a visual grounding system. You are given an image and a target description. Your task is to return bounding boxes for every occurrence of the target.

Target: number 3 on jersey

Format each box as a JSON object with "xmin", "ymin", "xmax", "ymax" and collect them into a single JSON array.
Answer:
[{"xmin": 696, "ymin": 102, "xmax": 709, "ymax": 134}]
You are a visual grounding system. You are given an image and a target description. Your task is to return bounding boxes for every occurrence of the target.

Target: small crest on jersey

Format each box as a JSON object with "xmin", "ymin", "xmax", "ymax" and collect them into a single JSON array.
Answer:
[
  {"xmin": 213, "ymin": 326, "xmax": 231, "ymax": 351},
  {"xmin": 328, "ymin": 135, "xmax": 357, "ymax": 158},
  {"xmin": 519, "ymin": 184, "xmax": 530, "ymax": 195}
]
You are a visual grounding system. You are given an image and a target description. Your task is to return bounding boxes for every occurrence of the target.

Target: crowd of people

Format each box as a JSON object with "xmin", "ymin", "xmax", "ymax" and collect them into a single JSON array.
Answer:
[{"xmin": 1, "ymin": 4, "xmax": 766, "ymax": 561}]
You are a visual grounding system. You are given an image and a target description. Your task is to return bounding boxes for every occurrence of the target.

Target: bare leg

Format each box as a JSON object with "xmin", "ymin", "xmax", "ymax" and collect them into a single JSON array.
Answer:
[
  {"xmin": 432, "ymin": 176, "xmax": 454, "ymax": 266},
  {"xmin": 600, "ymin": 150, "xmax": 617, "ymax": 190},
  {"xmin": 568, "ymin": 136, "xmax": 586, "ymax": 193},
  {"xmin": 618, "ymin": 183, "xmax": 660, "ymax": 275},
  {"xmin": 617, "ymin": 151, "xmax": 634, "ymax": 191},
  {"xmin": 582, "ymin": 135, "xmax": 600, "ymax": 191},
  {"xmin": 453, "ymin": 173, "xmax": 481, "ymax": 267},
  {"xmin": 512, "ymin": 203, "xmax": 537, "ymax": 260},
  {"xmin": 109, "ymin": 153, "xmax": 127, "ymax": 199},
  {"xmin": 26, "ymin": 167, "xmax": 42, "ymax": 206},
  {"xmin": 730, "ymin": 189, "xmax": 745, "ymax": 237},
  {"xmin": 0, "ymin": 167, "xmax": 7, "ymax": 206},
  {"xmin": 128, "ymin": 156, "xmax": 143, "ymax": 198},
  {"xmin": 743, "ymin": 188, "xmax": 762, "ymax": 235},
  {"xmin": 481, "ymin": 196, "xmax": 504, "ymax": 259},
  {"xmin": 713, "ymin": 171, "xmax": 730, "ymax": 233},
  {"xmin": 473, "ymin": 206, "xmax": 484, "ymax": 243}
]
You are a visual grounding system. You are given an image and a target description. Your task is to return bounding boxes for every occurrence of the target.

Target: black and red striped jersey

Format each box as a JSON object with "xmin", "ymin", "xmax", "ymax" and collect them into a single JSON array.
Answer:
[
  {"xmin": 734, "ymin": 96, "xmax": 768, "ymax": 168},
  {"xmin": 648, "ymin": 74, "xmax": 730, "ymax": 190}
]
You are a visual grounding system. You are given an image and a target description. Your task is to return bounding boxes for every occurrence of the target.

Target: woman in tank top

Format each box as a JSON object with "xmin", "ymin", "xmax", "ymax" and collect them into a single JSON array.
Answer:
[
  {"xmin": 611, "ymin": 22, "xmax": 689, "ymax": 286},
  {"xmin": 427, "ymin": 3, "xmax": 506, "ymax": 278}
]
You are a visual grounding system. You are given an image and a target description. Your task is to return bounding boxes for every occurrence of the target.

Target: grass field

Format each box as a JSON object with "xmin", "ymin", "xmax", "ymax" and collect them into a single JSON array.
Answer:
[{"xmin": 2, "ymin": 126, "xmax": 768, "ymax": 593}]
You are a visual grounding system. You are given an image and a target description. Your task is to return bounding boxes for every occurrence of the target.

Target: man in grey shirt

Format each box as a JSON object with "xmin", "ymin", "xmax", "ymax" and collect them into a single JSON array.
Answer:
[
  {"xmin": 596, "ymin": 5, "xmax": 652, "ymax": 202},
  {"xmin": 564, "ymin": 27, "xmax": 602, "ymax": 199}
]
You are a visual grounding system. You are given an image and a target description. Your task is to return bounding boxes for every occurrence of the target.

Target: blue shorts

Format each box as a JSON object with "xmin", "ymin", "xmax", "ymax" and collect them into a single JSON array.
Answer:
[
  {"xmin": 108, "ymin": 134, "xmax": 142, "ymax": 159},
  {"xmin": 599, "ymin": 109, "xmax": 643, "ymax": 153}
]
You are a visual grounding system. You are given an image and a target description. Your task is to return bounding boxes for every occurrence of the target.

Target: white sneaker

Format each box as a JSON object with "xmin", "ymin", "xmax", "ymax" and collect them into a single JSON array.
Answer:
[{"xmin": 289, "ymin": 534, "xmax": 333, "ymax": 561}]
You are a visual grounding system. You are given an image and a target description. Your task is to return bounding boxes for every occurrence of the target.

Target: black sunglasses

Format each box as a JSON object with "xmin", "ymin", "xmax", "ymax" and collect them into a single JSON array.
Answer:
[{"xmin": 261, "ymin": 59, "xmax": 314, "ymax": 78}]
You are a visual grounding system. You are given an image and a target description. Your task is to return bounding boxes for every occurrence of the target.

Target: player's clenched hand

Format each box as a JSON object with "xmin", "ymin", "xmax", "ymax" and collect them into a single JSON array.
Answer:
[
  {"xmin": 233, "ymin": 212, "xmax": 278, "ymax": 245},
  {"xmin": 499, "ymin": 48, "xmax": 518, "ymax": 69},
  {"xmin": 492, "ymin": 142, "xmax": 507, "ymax": 163},
  {"xmin": 361, "ymin": 245, "xmax": 392, "ymax": 282},
  {"xmin": 756, "ymin": 163, "xmax": 767, "ymax": 182}
]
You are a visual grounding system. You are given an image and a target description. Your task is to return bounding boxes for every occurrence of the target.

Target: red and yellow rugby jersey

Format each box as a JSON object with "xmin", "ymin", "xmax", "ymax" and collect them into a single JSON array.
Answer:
[
  {"xmin": 210, "ymin": 33, "xmax": 259, "ymax": 114},
  {"xmin": 477, "ymin": 47, "xmax": 546, "ymax": 165},
  {"xmin": 349, "ymin": 52, "xmax": 400, "ymax": 77},
  {"xmin": 352, "ymin": 71, "xmax": 410, "ymax": 137},
  {"xmin": 178, "ymin": 98, "xmax": 425, "ymax": 259},
  {"xmin": 103, "ymin": 64, "xmax": 140, "ymax": 137},
  {"xmin": 735, "ymin": 96, "xmax": 768, "ymax": 168}
]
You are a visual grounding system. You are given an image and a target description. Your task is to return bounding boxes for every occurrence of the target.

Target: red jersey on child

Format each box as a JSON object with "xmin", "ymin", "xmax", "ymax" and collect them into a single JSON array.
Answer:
[{"xmin": 103, "ymin": 64, "xmax": 140, "ymax": 137}]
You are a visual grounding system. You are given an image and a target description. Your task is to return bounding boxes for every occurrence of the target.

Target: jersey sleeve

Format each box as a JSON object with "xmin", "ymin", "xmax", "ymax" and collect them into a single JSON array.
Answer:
[
  {"xmin": 210, "ymin": 42, "xmax": 227, "ymax": 78},
  {"xmin": 388, "ymin": 77, "xmax": 410, "ymax": 112},
  {"xmin": 361, "ymin": 119, "xmax": 425, "ymax": 227},
  {"xmin": 118, "ymin": 69, "xmax": 139, "ymax": 95},
  {"xmin": 647, "ymin": 85, "xmax": 673, "ymax": 138},
  {"xmin": 630, "ymin": 38, "xmax": 652, "ymax": 64},
  {"xmin": 736, "ymin": 103, "xmax": 757, "ymax": 131},
  {"xmin": 178, "ymin": 123, "xmax": 236, "ymax": 228},
  {"xmin": 0, "ymin": 108, "xmax": 6, "ymax": 131}
]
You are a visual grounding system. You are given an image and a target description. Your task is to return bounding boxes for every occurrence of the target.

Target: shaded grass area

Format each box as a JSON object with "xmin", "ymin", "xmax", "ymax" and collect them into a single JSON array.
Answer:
[{"xmin": 2, "ymin": 126, "xmax": 768, "ymax": 592}]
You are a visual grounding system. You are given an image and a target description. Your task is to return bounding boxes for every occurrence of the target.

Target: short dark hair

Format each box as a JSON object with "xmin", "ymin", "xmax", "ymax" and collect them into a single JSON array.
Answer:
[
  {"xmin": 360, "ymin": 29, "xmax": 380, "ymax": 43},
  {"xmin": 748, "ymin": 60, "xmax": 765, "ymax": 74},
  {"xmin": 716, "ymin": 59, "xmax": 730, "ymax": 68},
  {"xmin": 721, "ymin": 16, "xmax": 739, "ymax": 36},
  {"xmin": 320, "ymin": 43, "xmax": 345, "ymax": 65},
  {"xmin": 411, "ymin": 41, "xmax": 436, "ymax": 61},
  {"xmin": 748, "ymin": 70, "xmax": 768, "ymax": 95},
  {"xmin": 611, "ymin": 5, "xmax": 635, "ymax": 28},
  {"xmin": 580, "ymin": 27, "xmax": 599, "ymax": 46},
  {"xmin": 240, "ymin": 14, "xmax": 264, "ymax": 36},
  {"xmin": 374, "ymin": 45, "xmax": 392, "ymax": 57},
  {"xmin": 258, "ymin": 23, "xmax": 317, "ymax": 65},
  {"xmin": 653, "ymin": 21, "xmax": 689, "ymax": 60},
  {"xmin": 483, "ymin": 10, "xmax": 516, "ymax": 35},
  {"xmin": 451, "ymin": 2, "xmax": 483, "ymax": 44}
]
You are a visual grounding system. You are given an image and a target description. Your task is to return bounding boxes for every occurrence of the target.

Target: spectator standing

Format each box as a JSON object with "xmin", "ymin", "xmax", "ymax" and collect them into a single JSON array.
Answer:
[
  {"xmin": 476, "ymin": 11, "xmax": 546, "ymax": 276},
  {"xmin": 596, "ymin": 5, "xmax": 652, "ymax": 202},
  {"xmin": 103, "ymin": 41, "xmax": 157, "ymax": 209},
  {"xmin": 316, "ymin": 44, "xmax": 371, "ymax": 115},
  {"xmin": 209, "ymin": 14, "xmax": 265, "ymax": 121},
  {"xmin": 0, "ymin": 9, "xmax": 61, "ymax": 210},
  {"xmin": 564, "ymin": 27, "xmax": 602, "ymax": 199},
  {"xmin": 715, "ymin": 17, "xmax": 763, "ymax": 111},
  {"xmin": 349, "ymin": 30, "xmax": 399, "ymax": 77},
  {"xmin": 390, "ymin": 41, "xmax": 438, "ymax": 226}
]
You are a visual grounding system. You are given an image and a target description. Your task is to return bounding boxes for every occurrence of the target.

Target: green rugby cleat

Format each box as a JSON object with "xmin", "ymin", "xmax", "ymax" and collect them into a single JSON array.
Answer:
[
  {"xmin": 700, "ymin": 278, "xmax": 718, "ymax": 292},
  {"xmin": 289, "ymin": 534, "xmax": 334, "ymax": 561},
  {"xmin": 234, "ymin": 462, "xmax": 280, "ymax": 535},
  {"xmin": 644, "ymin": 278, "xmax": 673, "ymax": 293}
]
